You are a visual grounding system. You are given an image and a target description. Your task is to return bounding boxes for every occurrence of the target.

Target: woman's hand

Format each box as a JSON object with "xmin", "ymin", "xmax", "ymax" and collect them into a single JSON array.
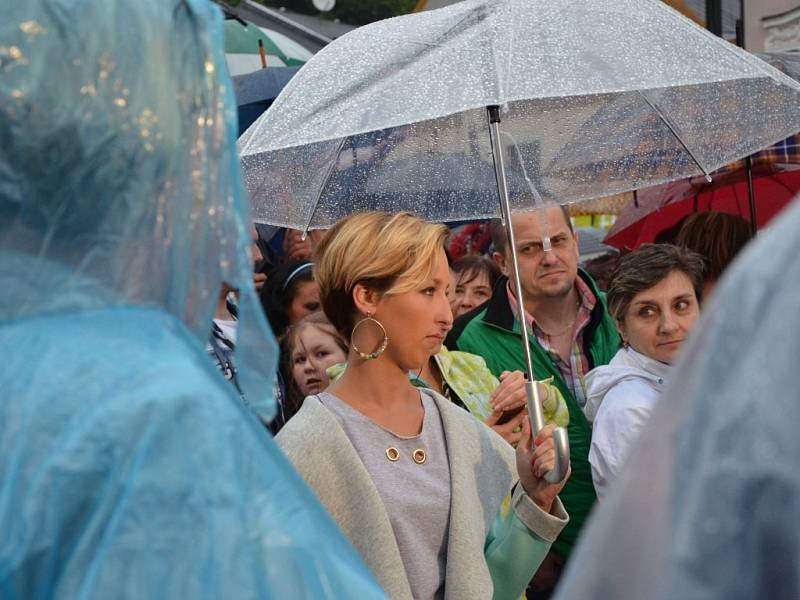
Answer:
[
  {"xmin": 515, "ymin": 422, "xmax": 570, "ymax": 513},
  {"xmin": 484, "ymin": 407, "xmax": 529, "ymax": 447},
  {"xmin": 253, "ymin": 271, "xmax": 267, "ymax": 292},
  {"xmin": 490, "ymin": 370, "xmax": 548, "ymax": 413},
  {"xmin": 283, "ymin": 229, "xmax": 314, "ymax": 261}
]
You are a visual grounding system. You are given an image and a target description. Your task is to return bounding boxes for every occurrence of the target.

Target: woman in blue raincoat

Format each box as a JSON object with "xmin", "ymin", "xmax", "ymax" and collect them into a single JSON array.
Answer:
[{"xmin": 0, "ymin": 1, "xmax": 383, "ymax": 598}]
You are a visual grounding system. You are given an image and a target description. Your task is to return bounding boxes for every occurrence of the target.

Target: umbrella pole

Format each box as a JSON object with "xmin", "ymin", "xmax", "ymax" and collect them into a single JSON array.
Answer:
[
  {"xmin": 745, "ymin": 156, "xmax": 757, "ymax": 236},
  {"xmin": 487, "ymin": 106, "xmax": 569, "ymax": 483},
  {"xmin": 736, "ymin": 18, "xmax": 757, "ymax": 237}
]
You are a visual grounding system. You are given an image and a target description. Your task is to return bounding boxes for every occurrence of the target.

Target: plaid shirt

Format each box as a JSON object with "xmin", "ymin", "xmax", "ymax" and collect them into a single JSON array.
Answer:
[
  {"xmin": 507, "ymin": 277, "xmax": 596, "ymax": 408},
  {"xmin": 713, "ymin": 132, "xmax": 800, "ymax": 176}
]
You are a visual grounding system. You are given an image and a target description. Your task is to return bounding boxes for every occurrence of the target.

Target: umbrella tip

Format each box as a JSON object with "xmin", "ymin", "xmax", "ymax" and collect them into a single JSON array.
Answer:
[{"xmin": 704, "ymin": 174, "xmax": 713, "ymax": 183}]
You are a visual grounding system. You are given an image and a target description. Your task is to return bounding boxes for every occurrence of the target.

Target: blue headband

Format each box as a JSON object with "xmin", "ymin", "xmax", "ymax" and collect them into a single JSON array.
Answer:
[{"xmin": 283, "ymin": 262, "xmax": 313, "ymax": 291}]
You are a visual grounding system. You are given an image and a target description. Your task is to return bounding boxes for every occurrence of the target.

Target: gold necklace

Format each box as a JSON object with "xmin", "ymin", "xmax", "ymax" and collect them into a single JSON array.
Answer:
[
  {"xmin": 538, "ymin": 322, "xmax": 573, "ymax": 337},
  {"xmin": 537, "ymin": 295, "xmax": 581, "ymax": 337}
]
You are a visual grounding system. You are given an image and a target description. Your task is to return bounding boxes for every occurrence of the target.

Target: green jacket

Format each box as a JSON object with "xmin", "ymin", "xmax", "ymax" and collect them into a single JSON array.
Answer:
[{"xmin": 445, "ymin": 271, "xmax": 620, "ymax": 559}]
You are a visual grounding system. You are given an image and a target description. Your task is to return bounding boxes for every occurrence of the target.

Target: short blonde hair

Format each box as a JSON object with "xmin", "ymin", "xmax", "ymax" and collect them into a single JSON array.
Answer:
[{"xmin": 314, "ymin": 212, "xmax": 449, "ymax": 338}]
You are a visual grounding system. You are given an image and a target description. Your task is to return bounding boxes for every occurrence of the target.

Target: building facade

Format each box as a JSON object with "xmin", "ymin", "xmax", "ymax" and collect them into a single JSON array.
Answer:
[{"xmin": 747, "ymin": 1, "xmax": 800, "ymax": 52}]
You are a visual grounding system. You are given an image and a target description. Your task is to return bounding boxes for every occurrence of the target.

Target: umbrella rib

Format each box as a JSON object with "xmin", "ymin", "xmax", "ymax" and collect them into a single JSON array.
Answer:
[
  {"xmin": 499, "ymin": 130, "xmax": 558, "ymax": 249},
  {"xmin": 300, "ymin": 137, "xmax": 347, "ymax": 236},
  {"xmin": 385, "ymin": 37, "xmax": 441, "ymax": 48},
  {"xmin": 637, "ymin": 90, "xmax": 713, "ymax": 183}
]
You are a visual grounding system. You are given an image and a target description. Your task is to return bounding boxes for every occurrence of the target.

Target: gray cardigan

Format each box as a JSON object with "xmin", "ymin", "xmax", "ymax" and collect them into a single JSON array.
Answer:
[{"xmin": 277, "ymin": 390, "xmax": 567, "ymax": 599}]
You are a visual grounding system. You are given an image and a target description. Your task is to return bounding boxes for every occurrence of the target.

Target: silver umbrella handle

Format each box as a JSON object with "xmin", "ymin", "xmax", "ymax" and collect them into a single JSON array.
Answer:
[{"xmin": 525, "ymin": 380, "xmax": 570, "ymax": 483}]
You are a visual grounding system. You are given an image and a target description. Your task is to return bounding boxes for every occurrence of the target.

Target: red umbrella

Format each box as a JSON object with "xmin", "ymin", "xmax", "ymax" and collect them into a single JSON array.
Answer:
[
  {"xmin": 604, "ymin": 166, "xmax": 800, "ymax": 250},
  {"xmin": 604, "ymin": 57, "xmax": 800, "ymax": 251}
]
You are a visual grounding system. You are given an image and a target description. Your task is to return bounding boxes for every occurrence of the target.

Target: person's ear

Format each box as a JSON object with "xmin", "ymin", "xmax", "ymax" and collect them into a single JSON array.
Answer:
[
  {"xmin": 616, "ymin": 318, "xmax": 628, "ymax": 346},
  {"xmin": 352, "ymin": 283, "xmax": 381, "ymax": 317},
  {"xmin": 492, "ymin": 251, "xmax": 509, "ymax": 277}
]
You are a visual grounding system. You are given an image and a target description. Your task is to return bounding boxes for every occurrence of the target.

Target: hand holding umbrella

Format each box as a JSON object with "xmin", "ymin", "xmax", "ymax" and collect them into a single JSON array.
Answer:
[{"xmin": 517, "ymin": 422, "xmax": 571, "ymax": 512}]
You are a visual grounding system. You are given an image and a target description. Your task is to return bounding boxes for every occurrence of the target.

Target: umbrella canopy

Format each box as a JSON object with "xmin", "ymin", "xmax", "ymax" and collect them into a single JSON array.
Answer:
[
  {"xmin": 321, "ymin": 151, "xmax": 530, "ymax": 208},
  {"xmin": 604, "ymin": 165, "xmax": 800, "ymax": 249},
  {"xmin": 569, "ymin": 192, "xmax": 632, "ymax": 216},
  {"xmin": 758, "ymin": 51, "xmax": 800, "ymax": 83},
  {"xmin": 234, "ymin": 66, "xmax": 303, "ymax": 106},
  {"xmin": 577, "ymin": 227, "xmax": 619, "ymax": 262},
  {"xmin": 239, "ymin": 0, "xmax": 800, "ymax": 229},
  {"xmin": 233, "ymin": 66, "xmax": 302, "ymax": 135},
  {"xmin": 600, "ymin": 51, "xmax": 800, "ymax": 249},
  {"xmin": 224, "ymin": 19, "xmax": 311, "ymax": 75}
]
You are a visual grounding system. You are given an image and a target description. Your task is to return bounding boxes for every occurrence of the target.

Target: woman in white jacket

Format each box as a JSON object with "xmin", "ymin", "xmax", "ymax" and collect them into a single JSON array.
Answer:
[{"xmin": 585, "ymin": 244, "xmax": 705, "ymax": 499}]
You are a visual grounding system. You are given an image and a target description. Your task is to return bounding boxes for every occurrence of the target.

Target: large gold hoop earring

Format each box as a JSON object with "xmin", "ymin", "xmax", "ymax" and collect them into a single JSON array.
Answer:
[{"xmin": 351, "ymin": 312, "xmax": 388, "ymax": 360}]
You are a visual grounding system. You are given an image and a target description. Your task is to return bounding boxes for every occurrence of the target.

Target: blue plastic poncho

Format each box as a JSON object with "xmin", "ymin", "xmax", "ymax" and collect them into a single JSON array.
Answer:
[
  {"xmin": 554, "ymin": 197, "xmax": 800, "ymax": 599},
  {"xmin": 0, "ymin": 1, "xmax": 384, "ymax": 597}
]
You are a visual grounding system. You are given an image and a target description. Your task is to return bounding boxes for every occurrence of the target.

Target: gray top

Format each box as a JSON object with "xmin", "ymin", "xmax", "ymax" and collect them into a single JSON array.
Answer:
[{"xmin": 319, "ymin": 389, "xmax": 451, "ymax": 600}]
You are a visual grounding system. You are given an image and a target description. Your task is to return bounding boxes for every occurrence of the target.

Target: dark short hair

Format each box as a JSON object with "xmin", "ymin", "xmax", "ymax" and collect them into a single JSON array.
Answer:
[
  {"xmin": 607, "ymin": 244, "xmax": 705, "ymax": 324},
  {"xmin": 489, "ymin": 204, "xmax": 574, "ymax": 256},
  {"xmin": 676, "ymin": 212, "xmax": 751, "ymax": 281},
  {"xmin": 451, "ymin": 254, "xmax": 501, "ymax": 290}
]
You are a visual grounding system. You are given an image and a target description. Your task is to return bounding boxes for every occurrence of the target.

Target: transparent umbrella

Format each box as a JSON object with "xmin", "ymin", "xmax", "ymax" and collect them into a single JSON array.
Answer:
[{"xmin": 239, "ymin": 0, "xmax": 800, "ymax": 482}]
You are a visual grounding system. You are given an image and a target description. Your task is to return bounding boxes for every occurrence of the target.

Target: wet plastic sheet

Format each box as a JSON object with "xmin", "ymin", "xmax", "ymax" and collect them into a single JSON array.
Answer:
[
  {"xmin": 0, "ymin": 0, "xmax": 385, "ymax": 597},
  {"xmin": 0, "ymin": 302, "xmax": 384, "ymax": 598}
]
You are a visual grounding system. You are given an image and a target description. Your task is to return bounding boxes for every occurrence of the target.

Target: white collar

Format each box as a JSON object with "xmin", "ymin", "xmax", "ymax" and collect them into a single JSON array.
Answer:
[{"xmin": 623, "ymin": 346, "xmax": 673, "ymax": 383}]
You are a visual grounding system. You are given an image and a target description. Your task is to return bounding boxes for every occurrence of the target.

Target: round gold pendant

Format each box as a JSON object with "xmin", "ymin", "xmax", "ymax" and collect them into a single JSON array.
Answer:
[
  {"xmin": 413, "ymin": 449, "xmax": 426, "ymax": 464},
  {"xmin": 386, "ymin": 447, "xmax": 400, "ymax": 462}
]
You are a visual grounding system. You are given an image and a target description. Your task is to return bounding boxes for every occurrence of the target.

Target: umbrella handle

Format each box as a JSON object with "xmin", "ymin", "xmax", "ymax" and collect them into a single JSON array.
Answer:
[
  {"xmin": 525, "ymin": 381, "xmax": 570, "ymax": 484},
  {"xmin": 543, "ymin": 427, "xmax": 570, "ymax": 484}
]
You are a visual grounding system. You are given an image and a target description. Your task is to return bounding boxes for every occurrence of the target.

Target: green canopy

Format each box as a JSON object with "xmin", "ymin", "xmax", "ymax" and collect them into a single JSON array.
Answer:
[{"xmin": 224, "ymin": 20, "xmax": 307, "ymax": 69}]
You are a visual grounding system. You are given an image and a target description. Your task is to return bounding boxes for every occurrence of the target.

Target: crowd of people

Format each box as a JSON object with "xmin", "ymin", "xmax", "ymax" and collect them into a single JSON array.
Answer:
[
  {"xmin": 211, "ymin": 200, "xmax": 751, "ymax": 597},
  {"xmin": 2, "ymin": 0, "xmax": 793, "ymax": 598}
]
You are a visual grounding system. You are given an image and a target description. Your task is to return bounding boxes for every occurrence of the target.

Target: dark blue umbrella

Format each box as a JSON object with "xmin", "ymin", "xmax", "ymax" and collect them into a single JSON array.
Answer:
[{"xmin": 232, "ymin": 66, "xmax": 301, "ymax": 135}]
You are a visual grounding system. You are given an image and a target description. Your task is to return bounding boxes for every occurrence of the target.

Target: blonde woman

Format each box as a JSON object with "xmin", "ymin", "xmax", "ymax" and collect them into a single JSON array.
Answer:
[{"xmin": 277, "ymin": 212, "xmax": 570, "ymax": 600}]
